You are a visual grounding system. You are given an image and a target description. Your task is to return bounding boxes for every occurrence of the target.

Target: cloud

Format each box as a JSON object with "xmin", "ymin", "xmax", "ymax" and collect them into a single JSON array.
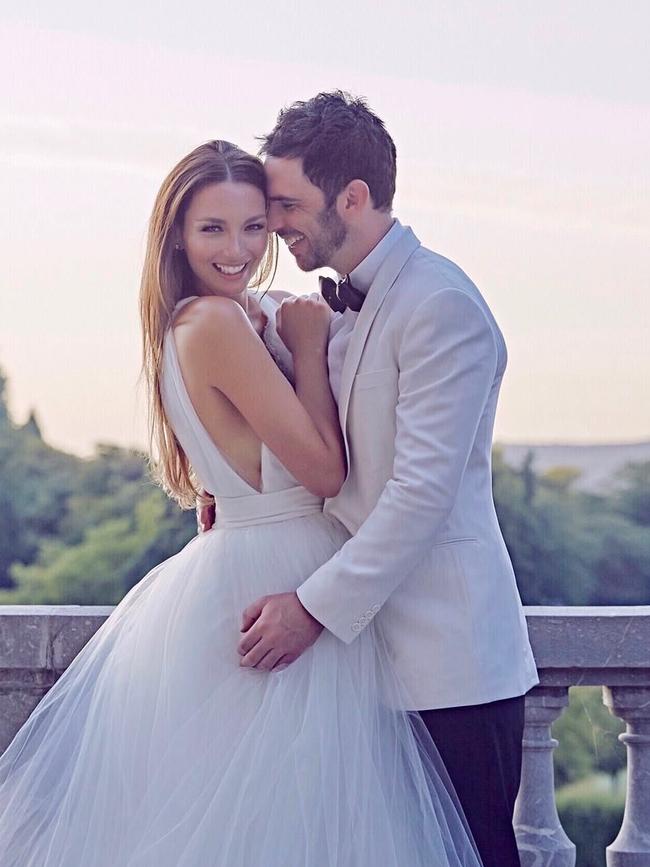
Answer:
[
  {"xmin": 0, "ymin": 115, "xmax": 206, "ymax": 177},
  {"xmin": 397, "ymin": 161, "xmax": 650, "ymax": 236}
]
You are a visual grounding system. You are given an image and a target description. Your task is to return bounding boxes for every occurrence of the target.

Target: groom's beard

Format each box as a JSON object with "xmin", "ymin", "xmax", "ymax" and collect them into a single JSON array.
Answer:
[{"xmin": 288, "ymin": 204, "xmax": 348, "ymax": 272}]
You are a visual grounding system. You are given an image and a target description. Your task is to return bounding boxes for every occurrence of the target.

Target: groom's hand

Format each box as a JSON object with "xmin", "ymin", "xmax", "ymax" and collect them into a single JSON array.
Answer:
[
  {"xmin": 195, "ymin": 489, "xmax": 216, "ymax": 533},
  {"xmin": 238, "ymin": 592, "xmax": 324, "ymax": 671}
]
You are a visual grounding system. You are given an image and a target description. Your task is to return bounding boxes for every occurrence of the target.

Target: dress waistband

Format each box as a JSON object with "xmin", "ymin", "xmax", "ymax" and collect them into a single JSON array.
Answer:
[{"xmin": 214, "ymin": 487, "xmax": 324, "ymax": 529}]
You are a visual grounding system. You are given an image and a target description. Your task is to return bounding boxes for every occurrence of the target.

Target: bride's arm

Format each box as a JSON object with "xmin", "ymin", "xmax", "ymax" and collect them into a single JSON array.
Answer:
[{"xmin": 174, "ymin": 294, "xmax": 344, "ymax": 498}]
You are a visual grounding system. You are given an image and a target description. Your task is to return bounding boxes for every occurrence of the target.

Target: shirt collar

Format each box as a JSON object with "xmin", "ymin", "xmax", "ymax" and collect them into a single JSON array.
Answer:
[{"xmin": 344, "ymin": 218, "xmax": 403, "ymax": 296}]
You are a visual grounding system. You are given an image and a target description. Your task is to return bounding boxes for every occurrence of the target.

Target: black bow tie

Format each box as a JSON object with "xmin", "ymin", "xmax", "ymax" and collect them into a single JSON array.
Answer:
[{"xmin": 319, "ymin": 275, "xmax": 365, "ymax": 313}]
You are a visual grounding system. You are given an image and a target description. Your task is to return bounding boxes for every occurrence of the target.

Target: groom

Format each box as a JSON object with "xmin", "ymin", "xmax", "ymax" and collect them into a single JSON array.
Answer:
[{"xmin": 233, "ymin": 92, "xmax": 538, "ymax": 866}]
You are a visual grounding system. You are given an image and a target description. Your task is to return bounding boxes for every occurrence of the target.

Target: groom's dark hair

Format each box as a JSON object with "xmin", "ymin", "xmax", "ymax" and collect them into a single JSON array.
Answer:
[{"xmin": 259, "ymin": 90, "xmax": 396, "ymax": 211}]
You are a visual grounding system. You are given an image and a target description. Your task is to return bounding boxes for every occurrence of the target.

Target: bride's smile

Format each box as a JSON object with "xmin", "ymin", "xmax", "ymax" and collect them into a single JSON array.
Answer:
[{"xmin": 181, "ymin": 181, "xmax": 268, "ymax": 303}]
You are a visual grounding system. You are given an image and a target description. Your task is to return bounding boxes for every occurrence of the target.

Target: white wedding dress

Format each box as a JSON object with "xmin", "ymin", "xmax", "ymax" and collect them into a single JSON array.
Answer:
[{"xmin": 0, "ymin": 294, "xmax": 482, "ymax": 866}]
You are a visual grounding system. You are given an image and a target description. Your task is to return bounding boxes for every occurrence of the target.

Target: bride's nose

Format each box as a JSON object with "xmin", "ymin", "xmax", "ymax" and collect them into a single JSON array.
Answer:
[{"xmin": 221, "ymin": 232, "xmax": 245, "ymax": 260}]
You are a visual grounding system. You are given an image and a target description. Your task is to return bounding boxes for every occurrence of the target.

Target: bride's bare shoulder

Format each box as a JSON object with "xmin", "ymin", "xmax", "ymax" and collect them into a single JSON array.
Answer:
[
  {"xmin": 172, "ymin": 297, "xmax": 257, "ymax": 382},
  {"xmin": 173, "ymin": 295, "xmax": 249, "ymax": 336}
]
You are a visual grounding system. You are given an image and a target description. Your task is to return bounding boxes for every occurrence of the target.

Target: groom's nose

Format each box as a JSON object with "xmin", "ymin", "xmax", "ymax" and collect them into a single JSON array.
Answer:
[{"xmin": 266, "ymin": 203, "xmax": 284, "ymax": 234}]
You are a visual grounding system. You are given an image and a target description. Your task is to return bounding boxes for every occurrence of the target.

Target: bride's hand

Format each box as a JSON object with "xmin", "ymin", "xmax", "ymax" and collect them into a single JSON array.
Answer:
[{"xmin": 276, "ymin": 293, "xmax": 331, "ymax": 358}]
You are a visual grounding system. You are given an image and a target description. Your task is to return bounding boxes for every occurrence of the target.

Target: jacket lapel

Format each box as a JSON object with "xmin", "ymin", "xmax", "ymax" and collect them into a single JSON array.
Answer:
[{"xmin": 338, "ymin": 226, "xmax": 421, "ymax": 442}]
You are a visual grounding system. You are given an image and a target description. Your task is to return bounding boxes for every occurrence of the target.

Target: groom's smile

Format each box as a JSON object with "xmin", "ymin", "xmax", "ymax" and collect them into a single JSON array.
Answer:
[
  {"xmin": 282, "ymin": 232, "xmax": 306, "ymax": 251},
  {"xmin": 264, "ymin": 156, "xmax": 349, "ymax": 273}
]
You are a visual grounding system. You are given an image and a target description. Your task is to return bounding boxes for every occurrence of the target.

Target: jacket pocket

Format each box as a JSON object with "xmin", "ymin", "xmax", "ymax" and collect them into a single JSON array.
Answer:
[{"xmin": 431, "ymin": 537, "xmax": 478, "ymax": 549}]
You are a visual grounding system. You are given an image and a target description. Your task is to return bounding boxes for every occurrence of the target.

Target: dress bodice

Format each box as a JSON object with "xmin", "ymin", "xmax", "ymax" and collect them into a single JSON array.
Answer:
[{"xmin": 161, "ymin": 292, "xmax": 323, "ymax": 527}]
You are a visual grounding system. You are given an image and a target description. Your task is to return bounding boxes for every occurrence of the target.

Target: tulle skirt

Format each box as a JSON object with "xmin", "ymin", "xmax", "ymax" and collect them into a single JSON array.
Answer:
[{"xmin": 0, "ymin": 512, "xmax": 481, "ymax": 866}]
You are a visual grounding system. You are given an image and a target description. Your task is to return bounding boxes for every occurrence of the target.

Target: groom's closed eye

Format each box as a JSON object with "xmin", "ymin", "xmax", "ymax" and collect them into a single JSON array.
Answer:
[{"xmin": 269, "ymin": 197, "xmax": 299, "ymax": 211}]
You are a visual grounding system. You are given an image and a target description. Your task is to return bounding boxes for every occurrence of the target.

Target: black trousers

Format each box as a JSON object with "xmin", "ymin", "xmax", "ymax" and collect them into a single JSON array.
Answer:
[{"xmin": 419, "ymin": 694, "xmax": 525, "ymax": 867}]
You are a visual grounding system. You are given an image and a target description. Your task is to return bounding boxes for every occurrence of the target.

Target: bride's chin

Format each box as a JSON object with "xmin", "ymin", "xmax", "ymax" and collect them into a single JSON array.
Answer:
[{"xmin": 211, "ymin": 277, "xmax": 249, "ymax": 296}]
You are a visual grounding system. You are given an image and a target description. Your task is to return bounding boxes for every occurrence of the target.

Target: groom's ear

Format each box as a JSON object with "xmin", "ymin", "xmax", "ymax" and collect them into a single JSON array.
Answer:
[{"xmin": 339, "ymin": 179, "xmax": 371, "ymax": 218}]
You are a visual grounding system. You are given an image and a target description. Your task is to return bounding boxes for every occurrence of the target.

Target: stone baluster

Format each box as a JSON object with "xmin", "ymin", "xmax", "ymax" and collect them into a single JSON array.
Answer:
[
  {"xmin": 604, "ymin": 686, "xmax": 650, "ymax": 867},
  {"xmin": 514, "ymin": 686, "xmax": 576, "ymax": 867}
]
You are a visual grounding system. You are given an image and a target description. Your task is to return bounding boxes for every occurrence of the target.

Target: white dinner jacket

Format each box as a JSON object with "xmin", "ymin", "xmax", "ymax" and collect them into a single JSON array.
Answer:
[{"xmin": 297, "ymin": 225, "xmax": 539, "ymax": 710}]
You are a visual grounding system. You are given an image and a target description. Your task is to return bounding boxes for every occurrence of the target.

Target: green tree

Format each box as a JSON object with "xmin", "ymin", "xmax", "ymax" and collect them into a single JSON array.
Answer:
[
  {"xmin": 587, "ymin": 511, "xmax": 650, "ymax": 605},
  {"xmin": 57, "ymin": 445, "xmax": 155, "ymax": 545},
  {"xmin": 0, "ymin": 369, "xmax": 10, "ymax": 428},
  {"xmin": 1, "ymin": 492, "xmax": 193, "ymax": 605},
  {"xmin": 0, "ymin": 369, "xmax": 195, "ymax": 604},
  {"xmin": 1, "ymin": 361, "xmax": 647, "ymax": 611},
  {"xmin": 612, "ymin": 461, "xmax": 650, "ymax": 527},
  {"xmin": 553, "ymin": 687, "xmax": 625, "ymax": 787},
  {"xmin": 543, "ymin": 466, "xmax": 583, "ymax": 493},
  {"xmin": 493, "ymin": 450, "xmax": 597, "ymax": 605}
]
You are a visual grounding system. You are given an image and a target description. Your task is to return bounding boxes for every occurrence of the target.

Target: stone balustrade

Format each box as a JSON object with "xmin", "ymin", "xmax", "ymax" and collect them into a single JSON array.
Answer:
[
  {"xmin": 1, "ymin": 604, "xmax": 649, "ymax": 865},
  {"xmin": 516, "ymin": 607, "xmax": 650, "ymax": 867}
]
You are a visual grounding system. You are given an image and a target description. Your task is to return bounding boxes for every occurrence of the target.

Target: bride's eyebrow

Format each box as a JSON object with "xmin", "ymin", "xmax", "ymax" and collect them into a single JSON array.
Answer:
[{"xmin": 194, "ymin": 214, "xmax": 267, "ymax": 223}]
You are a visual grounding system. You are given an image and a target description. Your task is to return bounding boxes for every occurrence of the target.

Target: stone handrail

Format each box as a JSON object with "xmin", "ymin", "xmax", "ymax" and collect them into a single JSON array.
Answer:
[
  {"xmin": 1, "ymin": 605, "xmax": 649, "ymax": 866},
  {"xmin": 518, "ymin": 607, "xmax": 650, "ymax": 867}
]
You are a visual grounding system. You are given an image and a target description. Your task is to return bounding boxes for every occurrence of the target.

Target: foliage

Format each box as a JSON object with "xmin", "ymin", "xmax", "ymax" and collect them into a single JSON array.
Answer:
[
  {"xmin": 3, "ymin": 493, "xmax": 193, "ymax": 605},
  {"xmin": 492, "ymin": 448, "xmax": 597, "ymax": 604},
  {"xmin": 612, "ymin": 461, "xmax": 650, "ymax": 527},
  {"xmin": 491, "ymin": 448, "xmax": 650, "ymax": 606},
  {"xmin": 587, "ymin": 511, "xmax": 650, "ymax": 605},
  {"xmin": 553, "ymin": 687, "xmax": 625, "ymax": 787},
  {"xmin": 0, "ymin": 401, "xmax": 81, "ymax": 586},
  {"xmin": 556, "ymin": 779, "xmax": 624, "ymax": 867},
  {"xmin": 0, "ymin": 369, "xmax": 195, "ymax": 603},
  {"xmin": 0, "ymin": 367, "xmax": 649, "ymax": 610}
]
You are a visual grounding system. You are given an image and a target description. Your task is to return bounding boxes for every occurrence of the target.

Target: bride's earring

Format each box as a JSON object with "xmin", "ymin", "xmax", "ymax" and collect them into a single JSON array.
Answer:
[{"xmin": 174, "ymin": 243, "xmax": 184, "ymax": 251}]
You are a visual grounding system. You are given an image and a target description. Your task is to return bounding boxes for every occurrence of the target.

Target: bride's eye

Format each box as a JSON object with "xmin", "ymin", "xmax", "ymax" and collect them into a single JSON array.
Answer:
[
  {"xmin": 201, "ymin": 225, "xmax": 222, "ymax": 233},
  {"xmin": 246, "ymin": 223, "xmax": 266, "ymax": 231}
]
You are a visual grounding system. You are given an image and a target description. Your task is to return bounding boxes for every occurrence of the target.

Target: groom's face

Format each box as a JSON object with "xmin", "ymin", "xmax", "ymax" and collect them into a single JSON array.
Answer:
[{"xmin": 265, "ymin": 156, "xmax": 347, "ymax": 272}]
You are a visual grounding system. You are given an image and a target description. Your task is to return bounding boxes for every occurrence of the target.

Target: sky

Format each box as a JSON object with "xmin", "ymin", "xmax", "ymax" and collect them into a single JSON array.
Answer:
[{"xmin": 1, "ymin": 1, "xmax": 649, "ymax": 455}]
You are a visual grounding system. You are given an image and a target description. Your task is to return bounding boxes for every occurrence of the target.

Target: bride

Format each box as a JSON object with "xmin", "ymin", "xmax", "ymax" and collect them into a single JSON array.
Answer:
[{"xmin": 0, "ymin": 140, "xmax": 482, "ymax": 866}]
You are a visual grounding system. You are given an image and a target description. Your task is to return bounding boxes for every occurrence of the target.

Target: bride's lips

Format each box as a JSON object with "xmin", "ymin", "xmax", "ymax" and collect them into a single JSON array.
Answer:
[{"xmin": 212, "ymin": 262, "xmax": 250, "ymax": 280}]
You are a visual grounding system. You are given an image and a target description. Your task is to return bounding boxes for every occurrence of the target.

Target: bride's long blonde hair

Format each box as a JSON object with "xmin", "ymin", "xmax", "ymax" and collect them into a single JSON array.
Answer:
[{"xmin": 139, "ymin": 140, "xmax": 277, "ymax": 508}]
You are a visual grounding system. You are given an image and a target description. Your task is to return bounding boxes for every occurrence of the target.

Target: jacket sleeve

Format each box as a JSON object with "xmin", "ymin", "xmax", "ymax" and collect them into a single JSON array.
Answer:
[{"xmin": 296, "ymin": 287, "xmax": 500, "ymax": 643}]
